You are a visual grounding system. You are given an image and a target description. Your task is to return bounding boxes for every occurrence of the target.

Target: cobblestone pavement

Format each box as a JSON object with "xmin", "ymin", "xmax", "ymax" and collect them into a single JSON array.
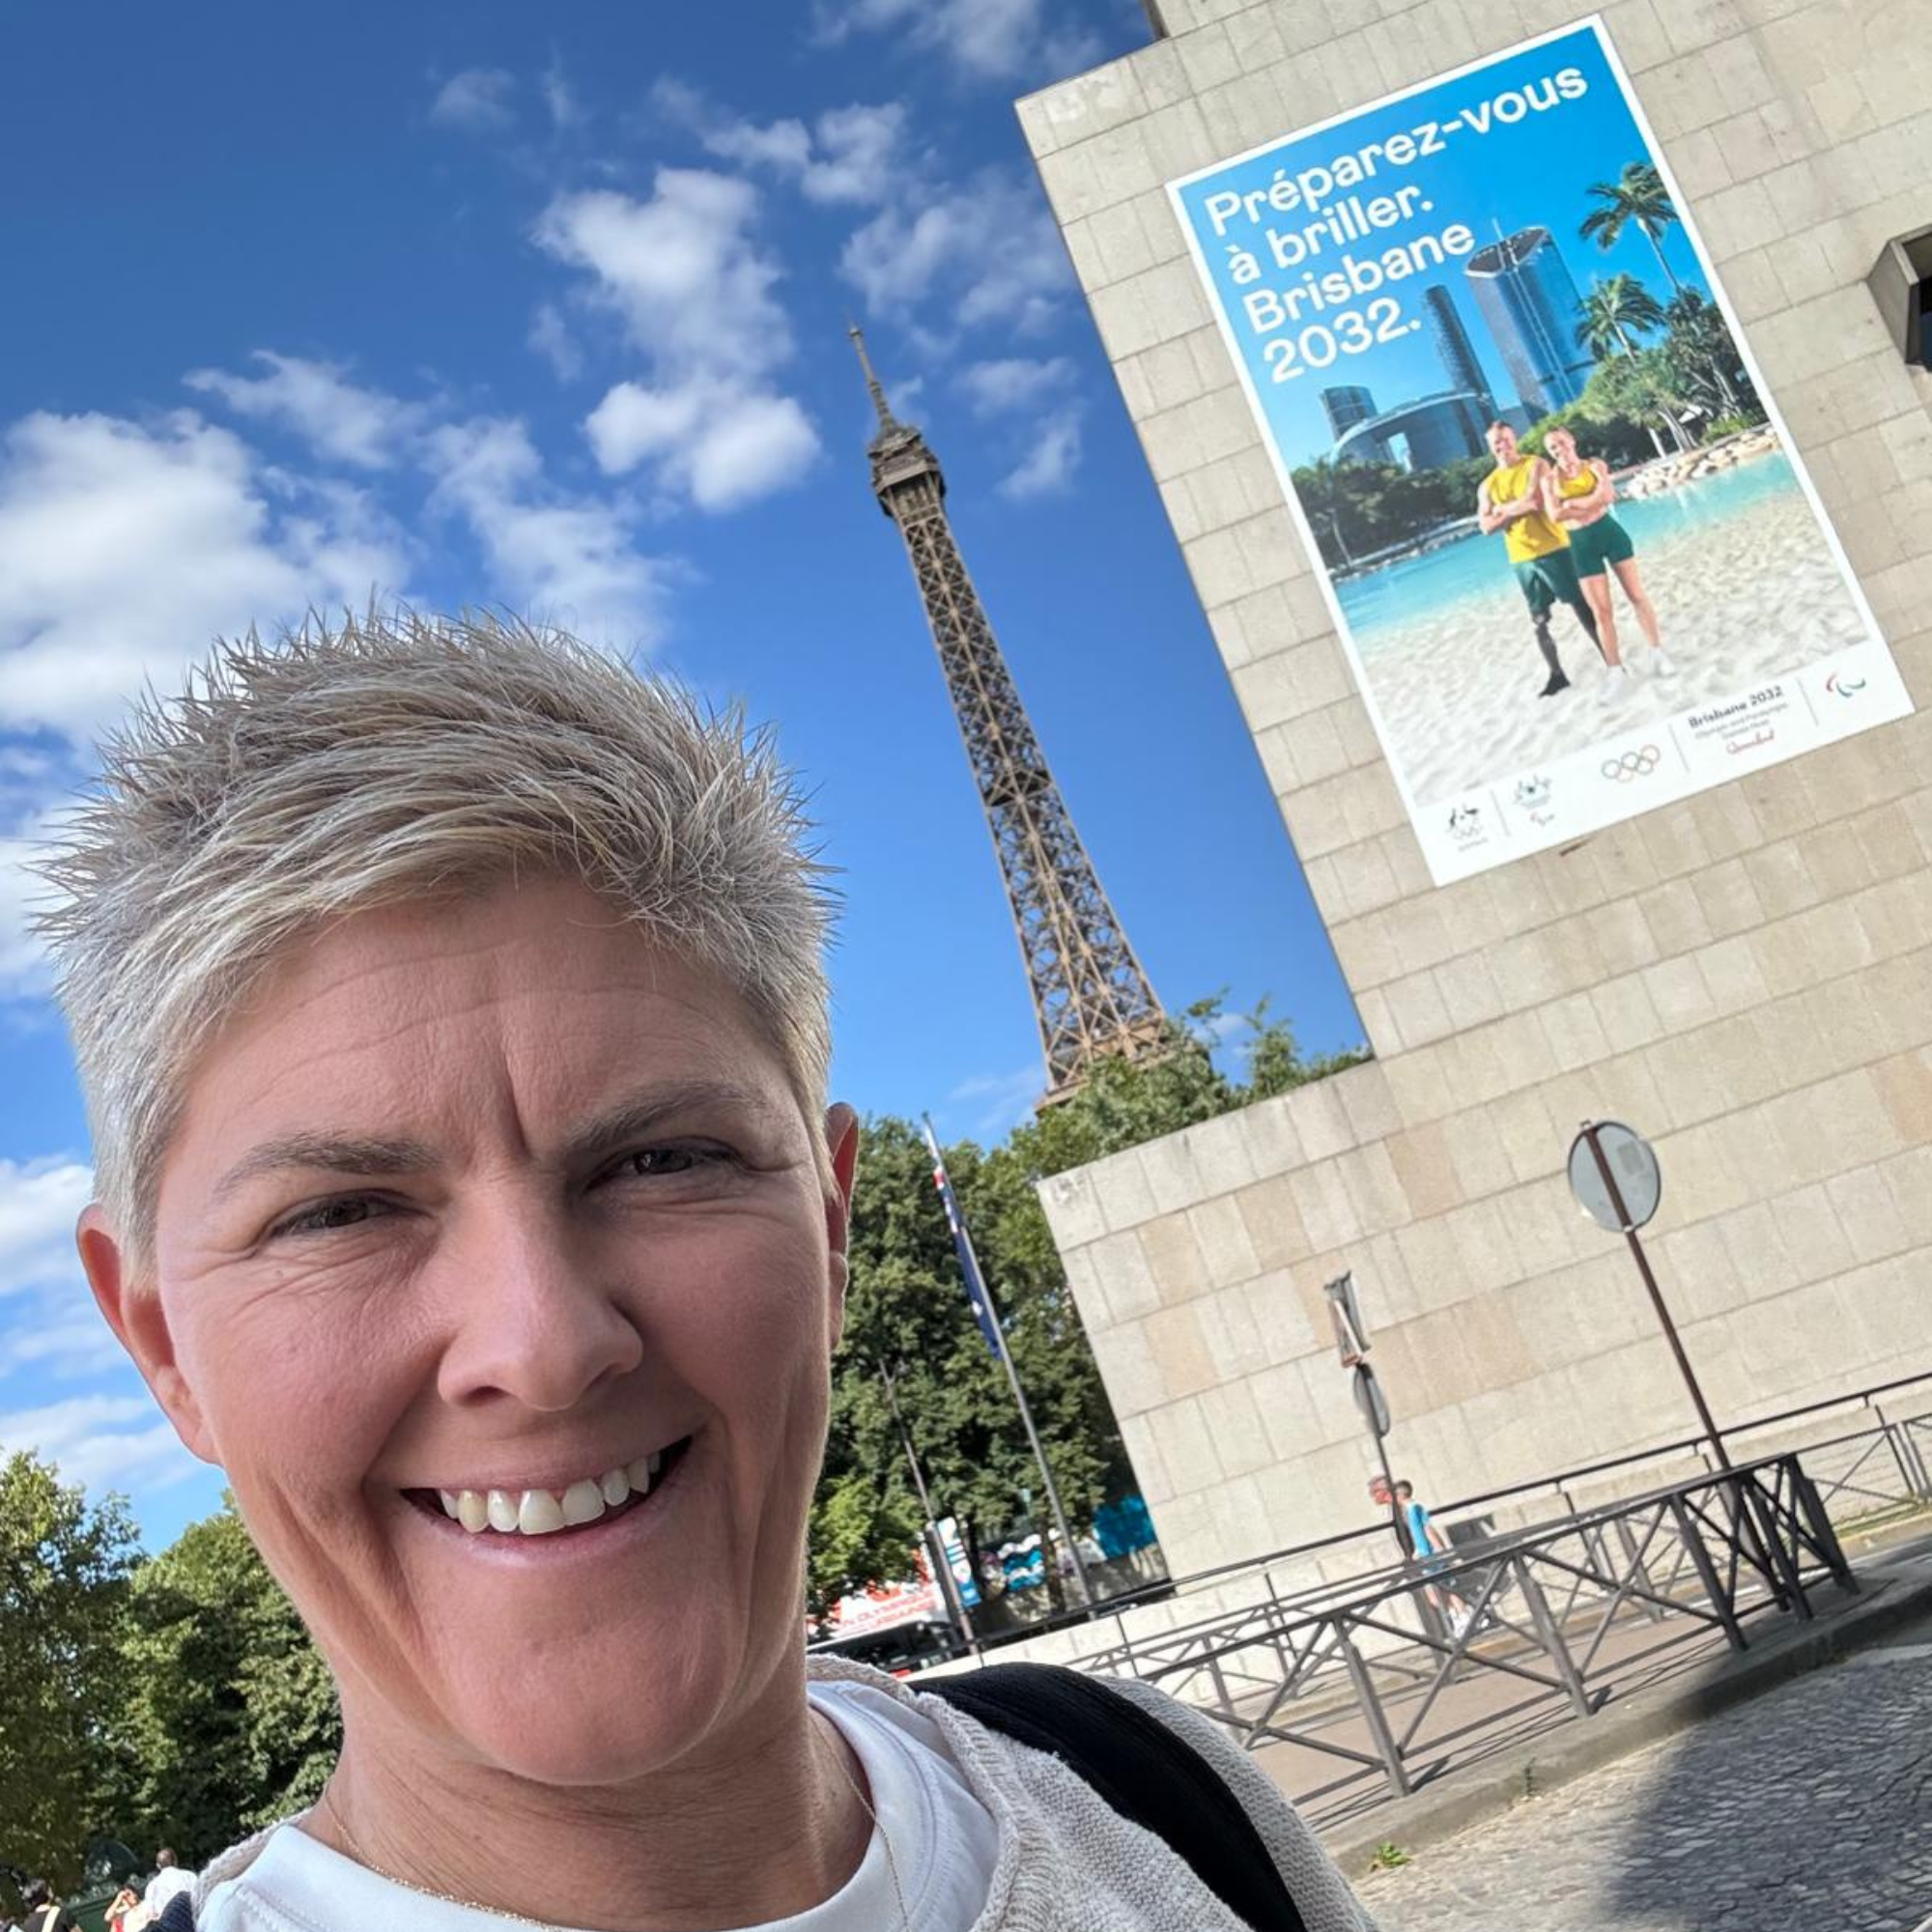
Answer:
[{"xmin": 1357, "ymin": 1632, "xmax": 1932, "ymax": 1931}]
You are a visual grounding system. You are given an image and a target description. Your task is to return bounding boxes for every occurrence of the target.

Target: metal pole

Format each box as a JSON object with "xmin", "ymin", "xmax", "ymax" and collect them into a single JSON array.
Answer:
[
  {"xmin": 1582, "ymin": 1122, "xmax": 1728, "ymax": 1465},
  {"xmin": 923, "ymin": 1117, "xmax": 1094, "ymax": 1607},
  {"xmin": 878, "ymin": 1361, "xmax": 982, "ymax": 1656},
  {"xmin": 1582, "ymin": 1123, "xmax": 1791, "ymax": 1613}
]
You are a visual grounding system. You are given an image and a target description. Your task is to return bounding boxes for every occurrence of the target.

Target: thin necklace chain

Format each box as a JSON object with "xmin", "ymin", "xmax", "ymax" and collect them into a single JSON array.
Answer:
[
  {"xmin": 818, "ymin": 1711, "xmax": 912, "ymax": 1932},
  {"xmin": 316, "ymin": 1786, "xmax": 558, "ymax": 1929},
  {"xmin": 313, "ymin": 1720, "xmax": 906, "ymax": 1932}
]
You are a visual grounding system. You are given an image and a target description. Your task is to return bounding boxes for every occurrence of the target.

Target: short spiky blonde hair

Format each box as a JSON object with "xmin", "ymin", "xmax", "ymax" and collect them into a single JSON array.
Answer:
[{"xmin": 36, "ymin": 611, "xmax": 837, "ymax": 1255}]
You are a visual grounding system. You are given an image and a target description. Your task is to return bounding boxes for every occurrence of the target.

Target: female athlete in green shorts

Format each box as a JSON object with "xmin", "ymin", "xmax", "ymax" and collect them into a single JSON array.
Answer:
[{"xmin": 1544, "ymin": 426, "xmax": 1674, "ymax": 699}]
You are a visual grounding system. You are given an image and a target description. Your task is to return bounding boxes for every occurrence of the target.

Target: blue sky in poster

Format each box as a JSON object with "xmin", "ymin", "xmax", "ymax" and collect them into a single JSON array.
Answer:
[{"xmin": 1173, "ymin": 23, "xmax": 1714, "ymax": 472}]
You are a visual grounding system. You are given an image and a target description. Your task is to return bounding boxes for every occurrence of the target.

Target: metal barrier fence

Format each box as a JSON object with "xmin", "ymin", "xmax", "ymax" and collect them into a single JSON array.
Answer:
[
  {"xmin": 1171, "ymin": 1371, "xmax": 1932, "ymax": 1618},
  {"xmin": 1008, "ymin": 1377, "xmax": 1932, "ymax": 1820},
  {"xmin": 1063, "ymin": 1450, "xmax": 1858, "ymax": 1815}
]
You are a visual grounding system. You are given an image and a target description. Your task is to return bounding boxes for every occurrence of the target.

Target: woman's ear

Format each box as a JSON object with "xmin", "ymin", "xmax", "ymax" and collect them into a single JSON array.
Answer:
[
  {"xmin": 77, "ymin": 1206, "xmax": 219, "ymax": 1464},
  {"xmin": 822, "ymin": 1103, "xmax": 861, "ymax": 1339}
]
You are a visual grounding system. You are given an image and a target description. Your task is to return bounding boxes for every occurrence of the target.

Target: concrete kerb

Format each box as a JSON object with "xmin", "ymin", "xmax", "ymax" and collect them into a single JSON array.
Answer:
[{"xmin": 1321, "ymin": 1567, "xmax": 1932, "ymax": 1877}]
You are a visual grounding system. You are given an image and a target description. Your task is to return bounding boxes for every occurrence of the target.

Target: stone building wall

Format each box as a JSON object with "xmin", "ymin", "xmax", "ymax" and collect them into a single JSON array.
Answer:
[{"xmin": 1019, "ymin": 0, "xmax": 1932, "ymax": 1578}]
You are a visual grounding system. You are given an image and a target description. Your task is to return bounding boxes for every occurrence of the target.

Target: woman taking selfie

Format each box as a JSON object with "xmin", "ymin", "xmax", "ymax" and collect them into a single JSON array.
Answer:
[{"xmin": 43, "ymin": 613, "xmax": 1373, "ymax": 1932}]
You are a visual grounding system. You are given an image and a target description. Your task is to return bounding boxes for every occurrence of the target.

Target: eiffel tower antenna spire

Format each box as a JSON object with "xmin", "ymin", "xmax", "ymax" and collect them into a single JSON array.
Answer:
[
  {"xmin": 847, "ymin": 323, "xmax": 898, "ymax": 436},
  {"xmin": 853, "ymin": 330, "xmax": 1167, "ymax": 1103}
]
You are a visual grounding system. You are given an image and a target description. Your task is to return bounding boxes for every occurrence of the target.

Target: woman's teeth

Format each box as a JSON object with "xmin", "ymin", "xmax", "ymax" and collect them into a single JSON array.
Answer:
[{"xmin": 436, "ymin": 1452, "xmax": 664, "ymax": 1537}]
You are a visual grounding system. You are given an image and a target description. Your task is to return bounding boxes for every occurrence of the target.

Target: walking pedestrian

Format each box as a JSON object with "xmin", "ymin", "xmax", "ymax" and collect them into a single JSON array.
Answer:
[{"xmin": 1396, "ymin": 1480, "xmax": 1472, "ymax": 1638}]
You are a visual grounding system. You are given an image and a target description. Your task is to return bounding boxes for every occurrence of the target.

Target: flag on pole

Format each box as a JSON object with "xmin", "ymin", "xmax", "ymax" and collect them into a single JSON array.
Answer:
[{"xmin": 923, "ymin": 1119, "xmax": 1004, "ymax": 1357}]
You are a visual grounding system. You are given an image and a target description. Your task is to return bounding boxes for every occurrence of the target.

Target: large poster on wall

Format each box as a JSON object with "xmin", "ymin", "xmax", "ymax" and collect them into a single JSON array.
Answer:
[{"xmin": 1169, "ymin": 17, "xmax": 1912, "ymax": 884}]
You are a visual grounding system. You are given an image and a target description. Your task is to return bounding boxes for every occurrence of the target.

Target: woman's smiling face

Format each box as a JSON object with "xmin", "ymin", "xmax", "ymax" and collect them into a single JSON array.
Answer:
[{"xmin": 97, "ymin": 876, "xmax": 853, "ymax": 1787}]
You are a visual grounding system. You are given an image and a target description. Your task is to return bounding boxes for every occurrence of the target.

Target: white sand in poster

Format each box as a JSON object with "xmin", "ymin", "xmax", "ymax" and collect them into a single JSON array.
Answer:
[{"xmin": 1340, "ymin": 442, "xmax": 1872, "ymax": 809}]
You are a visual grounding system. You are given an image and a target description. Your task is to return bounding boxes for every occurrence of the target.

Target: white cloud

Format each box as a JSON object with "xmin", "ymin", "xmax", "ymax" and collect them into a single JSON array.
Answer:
[
  {"xmin": 8, "ymin": 1312, "xmax": 124, "ymax": 1379},
  {"xmin": 541, "ymin": 62, "xmax": 581, "ymax": 132},
  {"xmin": 423, "ymin": 416, "xmax": 668, "ymax": 648},
  {"xmin": 535, "ymin": 174, "xmax": 820, "ymax": 513},
  {"xmin": 0, "ymin": 409, "xmax": 409, "ymax": 742},
  {"xmin": 0, "ymin": 1156, "xmax": 91, "ymax": 1298},
  {"xmin": 0, "ymin": 805, "xmax": 68, "ymax": 997},
  {"xmin": 428, "ymin": 68, "xmax": 517, "ymax": 134},
  {"xmin": 528, "ymin": 302, "xmax": 583, "ymax": 381},
  {"xmin": 0, "ymin": 1391, "xmax": 198, "ymax": 1497},
  {"xmin": 653, "ymin": 82, "xmax": 907, "ymax": 207},
  {"xmin": 841, "ymin": 171, "xmax": 1071, "ymax": 337},
  {"xmin": 184, "ymin": 351, "xmax": 419, "ymax": 469},
  {"xmin": 946, "ymin": 1063, "xmax": 1041, "ymax": 1139},
  {"xmin": 693, "ymin": 111, "xmax": 814, "ymax": 178},
  {"xmin": 812, "ymin": 0, "xmax": 1103, "ymax": 82},
  {"xmin": 806, "ymin": 104, "xmax": 910, "ymax": 205},
  {"xmin": 958, "ymin": 355, "xmax": 1077, "ymax": 415},
  {"xmin": 999, "ymin": 408, "xmax": 1084, "ymax": 499},
  {"xmin": 585, "ymin": 384, "xmax": 818, "ymax": 513},
  {"xmin": 536, "ymin": 175, "xmax": 790, "ymax": 377}
]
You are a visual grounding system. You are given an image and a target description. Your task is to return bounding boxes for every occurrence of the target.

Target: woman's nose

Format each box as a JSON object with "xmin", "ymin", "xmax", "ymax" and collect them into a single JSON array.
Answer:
[{"xmin": 432, "ymin": 1203, "xmax": 645, "ymax": 1413}]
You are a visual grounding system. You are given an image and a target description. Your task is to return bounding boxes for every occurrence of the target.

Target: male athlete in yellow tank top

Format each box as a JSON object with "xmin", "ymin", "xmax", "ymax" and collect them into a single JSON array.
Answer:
[{"xmin": 1476, "ymin": 420, "xmax": 1603, "ymax": 697}]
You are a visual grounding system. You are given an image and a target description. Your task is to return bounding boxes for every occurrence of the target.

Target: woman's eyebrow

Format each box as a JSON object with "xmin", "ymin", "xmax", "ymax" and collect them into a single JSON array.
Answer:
[
  {"xmin": 558, "ymin": 1082, "xmax": 778, "ymax": 1168},
  {"xmin": 211, "ymin": 1082, "xmax": 781, "ymax": 1200},
  {"xmin": 213, "ymin": 1132, "xmax": 440, "ymax": 1200}
]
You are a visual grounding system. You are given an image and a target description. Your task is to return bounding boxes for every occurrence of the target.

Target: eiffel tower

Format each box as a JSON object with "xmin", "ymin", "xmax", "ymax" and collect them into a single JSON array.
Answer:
[{"xmin": 850, "ymin": 327, "xmax": 1166, "ymax": 1103}]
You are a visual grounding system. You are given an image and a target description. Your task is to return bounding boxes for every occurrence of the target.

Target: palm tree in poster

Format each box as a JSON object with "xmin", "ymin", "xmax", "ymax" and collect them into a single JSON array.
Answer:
[
  {"xmin": 1662, "ymin": 286, "xmax": 1747, "ymax": 417},
  {"xmin": 1577, "ymin": 271, "xmax": 1666, "ymax": 360},
  {"xmin": 1577, "ymin": 274, "xmax": 1689, "ymax": 454},
  {"xmin": 1579, "ymin": 162, "xmax": 1684, "ymax": 293}
]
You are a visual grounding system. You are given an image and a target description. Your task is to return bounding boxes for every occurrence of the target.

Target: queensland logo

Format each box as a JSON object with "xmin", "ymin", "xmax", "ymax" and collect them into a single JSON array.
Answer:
[
  {"xmin": 1601, "ymin": 744, "xmax": 1662, "ymax": 784},
  {"xmin": 1825, "ymin": 672, "xmax": 1867, "ymax": 698},
  {"xmin": 1447, "ymin": 803, "xmax": 1484, "ymax": 842}
]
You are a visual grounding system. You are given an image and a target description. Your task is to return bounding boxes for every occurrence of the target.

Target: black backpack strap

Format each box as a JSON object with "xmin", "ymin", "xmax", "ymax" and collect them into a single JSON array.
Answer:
[
  {"xmin": 925, "ymin": 1662, "xmax": 1306, "ymax": 1932},
  {"xmin": 157, "ymin": 1897, "xmax": 196, "ymax": 1932}
]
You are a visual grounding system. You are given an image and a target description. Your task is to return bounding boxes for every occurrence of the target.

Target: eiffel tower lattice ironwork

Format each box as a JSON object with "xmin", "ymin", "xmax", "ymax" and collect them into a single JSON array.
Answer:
[{"xmin": 851, "ymin": 327, "xmax": 1166, "ymax": 1103}]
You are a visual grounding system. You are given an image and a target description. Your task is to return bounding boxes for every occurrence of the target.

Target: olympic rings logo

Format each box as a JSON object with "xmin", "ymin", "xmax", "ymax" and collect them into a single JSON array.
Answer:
[{"xmin": 1602, "ymin": 745, "xmax": 1662, "ymax": 782}]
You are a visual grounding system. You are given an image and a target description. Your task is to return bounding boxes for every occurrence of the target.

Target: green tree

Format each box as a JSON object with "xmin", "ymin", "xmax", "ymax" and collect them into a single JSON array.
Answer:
[
  {"xmin": 1521, "ymin": 402, "xmax": 1657, "ymax": 470},
  {"xmin": 120, "ymin": 1500, "xmax": 339, "ymax": 1855},
  {"xmin": 1579, "ymin": 161, "xmax": 1685, "ymax": 292},
  {"xmin": 1662, "ymin": 287, "xmax": 1757, "ymax": 427},
  {"xmin": 1579, "ymin": 348, "xmax": 1697, "ymax": 444},
  {"xmin": 1577, "ymin": 277, "xmax": 1690, "ymax": 455},
  {"xmin": 0, "ymin": 1453, "xmax": 138, "ymax": 1886},
  {"xmin": 819, "ymin": 1113, "xmax": 1116, "ymax": 1618},
  {"xmin": 810, "ymin": 1002, "xmax": 1369, "ymax": 1612}
]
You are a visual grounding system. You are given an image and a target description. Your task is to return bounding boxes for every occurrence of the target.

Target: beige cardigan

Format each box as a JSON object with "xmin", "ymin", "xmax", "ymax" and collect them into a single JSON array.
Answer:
[{"xmin": 190, "ymin": 1658, "xmax": 1378, "ymax": 1931}]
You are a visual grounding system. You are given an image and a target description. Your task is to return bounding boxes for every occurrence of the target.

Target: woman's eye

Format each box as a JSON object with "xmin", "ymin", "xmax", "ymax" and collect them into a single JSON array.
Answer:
[
  {"xmin": 622, "ymin": 1146, "xmax": 705, "ymax": 1178},
  {"xmin": 604, "ymin": 1144, "xmax": 733, "ymax": 1186},
  {"xmin": 273, "ymin": 1195, "xmax": 385, "ymax": 1237}
]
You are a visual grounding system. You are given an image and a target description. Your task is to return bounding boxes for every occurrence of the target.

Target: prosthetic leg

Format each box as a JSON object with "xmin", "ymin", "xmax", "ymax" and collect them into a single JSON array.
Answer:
[{"xmin": 1535, "ymin": 617, "xmax": 1570, "ymax": 697}]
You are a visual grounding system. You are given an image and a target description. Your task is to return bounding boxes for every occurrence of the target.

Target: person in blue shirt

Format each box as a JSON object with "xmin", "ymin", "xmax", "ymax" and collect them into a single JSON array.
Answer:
[{"xmin": 1396, "ymin": 1480, "xmax": 1472, "ymax": 1637}]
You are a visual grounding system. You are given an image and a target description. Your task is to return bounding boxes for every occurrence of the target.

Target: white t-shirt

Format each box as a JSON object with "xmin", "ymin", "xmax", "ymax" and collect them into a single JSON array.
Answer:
[
  {"xmin": 145, "ymin": 1870, "xmax": 198, "ymax": 1916},
  {"xmin": 199, "ymin": 1680, "xmax": 999, "ymax": 1932}
]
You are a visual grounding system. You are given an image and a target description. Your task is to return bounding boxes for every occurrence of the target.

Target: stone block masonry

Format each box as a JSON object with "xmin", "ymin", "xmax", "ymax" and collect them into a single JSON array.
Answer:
[{"xmin": 1022, "ymin": 0, "xmax": 1932, "ymax": 1577}]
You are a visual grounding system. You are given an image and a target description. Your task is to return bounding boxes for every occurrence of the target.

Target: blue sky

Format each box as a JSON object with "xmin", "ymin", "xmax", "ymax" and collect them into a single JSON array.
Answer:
[
  {"xmin": 0, "ymin": 0, "xmax": 1366, "ymax": 1547},
  {"xmin": 1175, "ymin": 24, "xmax": 1712, "ymax": 468}
]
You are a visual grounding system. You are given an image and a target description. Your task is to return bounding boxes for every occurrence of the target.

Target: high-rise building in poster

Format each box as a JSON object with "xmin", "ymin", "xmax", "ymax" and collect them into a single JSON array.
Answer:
[
  {"xmin": 1464, "ymin": 225, "xmax": 1597, "ymax": 415},
  {"xmin": 1423, "ymin": 284, "xmax": 1495, "ymax": 421},
  {"xmin": 1320, "ymin": 384, "xmax": 1377, "ymax": 440}
]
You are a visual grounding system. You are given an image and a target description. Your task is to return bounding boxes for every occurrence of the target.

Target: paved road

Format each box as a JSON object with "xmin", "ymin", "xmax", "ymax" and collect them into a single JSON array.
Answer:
[{"xmin": 1357, "ymin": 1620, "xmax": 1932, "ymax": 1931}]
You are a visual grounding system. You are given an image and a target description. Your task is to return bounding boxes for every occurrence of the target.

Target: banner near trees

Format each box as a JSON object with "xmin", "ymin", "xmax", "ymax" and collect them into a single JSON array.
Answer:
[{"xmin": 1170, "ymin": 18, "xmax": 1911, "ymax": 884}]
